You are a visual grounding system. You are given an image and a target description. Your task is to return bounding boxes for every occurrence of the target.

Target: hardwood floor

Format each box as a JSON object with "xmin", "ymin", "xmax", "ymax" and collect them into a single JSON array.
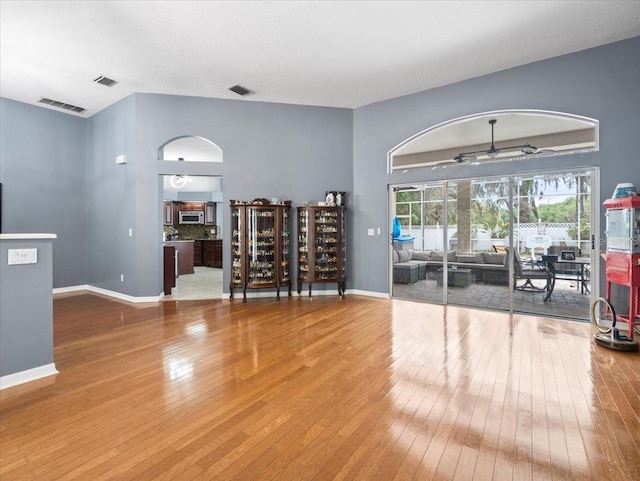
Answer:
[{"xmin": 1, "ymin": 293, "xmax": 639, "ymax": 480}]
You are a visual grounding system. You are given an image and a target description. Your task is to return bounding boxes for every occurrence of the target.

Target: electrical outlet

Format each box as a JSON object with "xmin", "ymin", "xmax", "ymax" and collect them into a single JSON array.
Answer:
[
  {"xmin": 129, "ymin": 228, "xmax": 133, "ymax": 236},
  {"xmin": 120, "ymin": 274, "xmax": 124, "ymax": 282}
]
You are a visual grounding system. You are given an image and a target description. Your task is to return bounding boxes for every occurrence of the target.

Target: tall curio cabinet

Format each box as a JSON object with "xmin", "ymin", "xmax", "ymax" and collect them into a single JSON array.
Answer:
[
  {"xmin": 297, "ymin": 205, "xmax": 346, "ymax": 297},
  {"xmin": 230, "ymin": 200, "xmax": 292, "ymax": 302}
]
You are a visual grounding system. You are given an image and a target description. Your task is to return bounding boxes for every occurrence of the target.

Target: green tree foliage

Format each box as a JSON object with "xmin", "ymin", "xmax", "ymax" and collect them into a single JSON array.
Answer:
[{"xmin": 394, "ymin": 174, "xmax": 590, "ymax": 238}]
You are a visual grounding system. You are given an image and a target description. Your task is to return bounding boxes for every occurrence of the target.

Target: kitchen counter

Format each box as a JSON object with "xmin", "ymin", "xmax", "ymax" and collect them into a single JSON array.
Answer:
[
  {"xmin": 163, "ymin": 239, "xmax": 222, "ymax": 269},
  {"xmin": 163, "ymin": 241, "xmax": 194, "ymax": 275}
]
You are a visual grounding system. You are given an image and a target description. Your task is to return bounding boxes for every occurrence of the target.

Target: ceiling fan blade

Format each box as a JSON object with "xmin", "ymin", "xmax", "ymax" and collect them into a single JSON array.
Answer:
[
  {"xmin": 534, "ymin": 149, "xmax": 557, "ymax": 157},
  {"xmin": 513, "ymin": 149, "xmax": 558, "ymax": 160},
  {"xmin": 433, "ymin": 159, "xmax": 459, "ymax": 166},
  {"xmin": 453, "ymin": 154, "xmax": 477, "ymax": 163}
]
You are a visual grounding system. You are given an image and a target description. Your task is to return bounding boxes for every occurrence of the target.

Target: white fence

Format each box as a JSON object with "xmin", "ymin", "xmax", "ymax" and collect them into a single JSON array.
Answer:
[{"xmin": 401, "ymin": 223, "xmax": 587, "ymax": 252}]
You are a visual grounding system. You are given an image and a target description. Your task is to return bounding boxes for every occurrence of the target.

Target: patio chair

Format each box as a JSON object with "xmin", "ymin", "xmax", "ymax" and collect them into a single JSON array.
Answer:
[{"xmin": 513, "ymin": 249, "xmax": 554, "ymax": 301}]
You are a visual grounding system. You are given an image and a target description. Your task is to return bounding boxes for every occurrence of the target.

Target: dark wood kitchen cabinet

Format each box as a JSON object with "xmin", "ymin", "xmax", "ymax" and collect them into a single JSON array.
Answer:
[
  {"xmin": 204, "ymin": 239, "xmax": 222, "ymax": 268},
  {"xmin": 163, "ymin": 201, "xmax": 182, "ymax": 226},
  {"xmin": 193, "ymin": 240, "xmax": 203, "ymax": 266},
  {"xmin": 205, "ymin": 202, "xmax": 216, "ymax": 225},
  {"xmin": 213, "ymin": 239, "xmax": 223, "ymax": 268},
  {"xmin": 163, "ymin": 245, "xmax": 176, "ymax": 294},
  {"xmin": 192, "ymin": 239, "xmax": 222, "ymax": 267},
  {"xmin": 181, "ymin": 202, "xmax": 205, "ymax": 211},
  {"xmin": 163, "ymin": 202, "xmax": 171, "ymax": 225},
  {"xmin": 163, "ymin": 201, "xmax": 177, "ymax": 226}
]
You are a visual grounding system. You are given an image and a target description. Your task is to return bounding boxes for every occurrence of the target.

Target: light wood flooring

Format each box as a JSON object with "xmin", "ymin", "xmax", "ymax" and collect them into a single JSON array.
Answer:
[{"xmin": 1, "ymin": 294, "xmax": 639, "ymax": 480}]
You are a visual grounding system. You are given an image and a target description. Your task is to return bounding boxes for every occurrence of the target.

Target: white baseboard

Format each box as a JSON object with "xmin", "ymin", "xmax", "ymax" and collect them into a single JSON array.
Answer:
[
  {"xmin": 53, "ymin": 286, "xmax": 390, "ymax": 303},
  {"xmin": 1, "ymin": 363, "xmax": 58, "ymax": 390},
  {"xmin": 345, "ymin": 289, "xmax": 390, "ymax": 299},
  {"xmin": 53, "ymin": 284, "xmax": 90, "ymax": 295},
  {"xmin": 85, "ymin": 285, "xmax": 162, "ymax": 303},
  {"xmin": 53, "ymin": 285, "xmax": 162, "ymax": 303}
]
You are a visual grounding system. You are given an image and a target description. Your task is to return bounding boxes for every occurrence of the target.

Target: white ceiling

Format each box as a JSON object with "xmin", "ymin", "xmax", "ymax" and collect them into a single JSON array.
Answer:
[{"xmin": 1, "ymin": 1, "xmax": 639, "ymax": 118}]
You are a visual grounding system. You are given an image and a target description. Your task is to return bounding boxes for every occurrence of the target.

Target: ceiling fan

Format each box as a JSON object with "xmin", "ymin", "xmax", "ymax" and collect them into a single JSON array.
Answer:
[{"xmin": 453, "ymin": 118, "xmax": 539, "ymax": 163}]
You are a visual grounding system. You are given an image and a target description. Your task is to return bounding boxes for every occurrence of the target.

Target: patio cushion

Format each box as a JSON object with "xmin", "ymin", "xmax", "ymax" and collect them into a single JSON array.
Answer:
[
  {"xmin": 397, "ymin": 249, "xmax": 411, "ymax": 263},
  {"xmin": 456, "ymin": 253, "xmax": 478, "ymax": 263},
  {"xmin": 393, "ymin": 263, "xmax": 419, "ymax": 284},
  {"xmin": 431, "ymin": 250, "xmax": 457, "ymax": 262},
  {"xmin": 410, "ymin": 250, "xmax": 432, "ymax": 261},
  {"xmin": 483, "ymin": 253, "xmax": 505, "ymax": 265}
]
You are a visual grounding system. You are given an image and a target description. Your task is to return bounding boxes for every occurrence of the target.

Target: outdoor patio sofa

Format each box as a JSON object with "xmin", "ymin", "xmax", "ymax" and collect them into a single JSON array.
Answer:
[{"xmin": 392, "ymin": 249, "xmax": 509, "ymax": 285}]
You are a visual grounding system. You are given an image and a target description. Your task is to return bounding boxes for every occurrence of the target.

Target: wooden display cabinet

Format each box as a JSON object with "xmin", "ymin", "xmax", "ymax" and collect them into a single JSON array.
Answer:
[
  {"xmin": 297, "ymin": 205, "xmax": 346, "ymax": 297},
  {"xmin": 230, "ymin": 200, "xmax": 292, "ymax": 302}
]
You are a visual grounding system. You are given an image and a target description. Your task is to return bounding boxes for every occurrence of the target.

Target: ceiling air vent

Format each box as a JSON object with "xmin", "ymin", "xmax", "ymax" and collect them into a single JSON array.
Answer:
[
  {"xmin": 38, "ymin": 97, "xmax": 87, "ymax": 114},
  {"xmin": 228, "ymin": 84, "xmax": 254, "ymax": 96},
  {"xmin": 94, "ymin": 75, "xmax": 118, "ymax": 87}
]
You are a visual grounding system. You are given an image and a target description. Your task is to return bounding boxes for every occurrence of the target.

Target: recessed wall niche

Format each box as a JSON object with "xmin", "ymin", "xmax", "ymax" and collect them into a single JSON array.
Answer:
[{"xmin": 159, "ymin": 136, "xmax": 222, "ymax": 162}]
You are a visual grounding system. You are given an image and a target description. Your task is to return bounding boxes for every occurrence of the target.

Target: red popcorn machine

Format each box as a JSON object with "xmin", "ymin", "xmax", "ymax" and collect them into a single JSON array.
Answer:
[{"xmin": 591, "ymin": 194, "xmax": 640, "ymax": 351}]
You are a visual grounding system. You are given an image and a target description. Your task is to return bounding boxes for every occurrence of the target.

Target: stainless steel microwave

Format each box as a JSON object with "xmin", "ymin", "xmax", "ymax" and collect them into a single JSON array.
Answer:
[{"xmin": 179, "ymin": 211, "xmax": 204, "ymax": 224}]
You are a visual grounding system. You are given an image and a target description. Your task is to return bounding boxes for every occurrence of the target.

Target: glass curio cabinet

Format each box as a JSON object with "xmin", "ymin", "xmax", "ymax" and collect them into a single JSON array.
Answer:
[
  {"xmin": 230, "ymin": 200, "xmax": 292, "ymax": 302},
  {"xmin": 297, "ymin": 205, "xmax": 346, "ymax": 297}
]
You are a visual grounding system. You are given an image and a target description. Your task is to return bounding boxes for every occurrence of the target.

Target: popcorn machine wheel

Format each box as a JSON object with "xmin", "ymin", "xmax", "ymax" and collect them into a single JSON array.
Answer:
[{"xmin": 591, "ymin": 194, "xmax": 640, "ymax": 352}]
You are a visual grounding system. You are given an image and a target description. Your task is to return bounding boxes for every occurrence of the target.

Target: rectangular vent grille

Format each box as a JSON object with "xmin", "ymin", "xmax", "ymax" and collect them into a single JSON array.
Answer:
[
  {"xmin": 94, "ymin": 75, "xmax": 118, "ymax": 87},
  {"xmin": 38, "ymin": 97, "xmax": 87, "ymax": 114},
  {"xmin": 229, "ymin": 84, "xmax": 254, "ymax": 96}
]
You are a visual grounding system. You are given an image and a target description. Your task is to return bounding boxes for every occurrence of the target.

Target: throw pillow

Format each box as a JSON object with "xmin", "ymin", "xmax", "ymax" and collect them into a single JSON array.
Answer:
[
  {"xmin": 483, "ymin": 252, "xmax": 505, "ymax": 265},
  {"xmin": 410, "ymin": 250, "xmax": 432, "ymax": 261},
  {"xmin": 397, "ymin": 249, "xmax": 411, "ymax": 263},
  {"xmin": 456, "ymin": 253, "xmax": 477, "ymax": 263},
  {"xmin": 431, "ymin": 251, "xmax": 444, "ymax": 262}
]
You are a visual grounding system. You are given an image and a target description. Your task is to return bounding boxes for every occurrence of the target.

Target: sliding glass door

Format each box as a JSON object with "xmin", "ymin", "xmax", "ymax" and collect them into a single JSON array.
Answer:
[
  {"xmin": 392, "ymin": 184, "xmax": 445, "ymax": 303},
  {"xmin": 511, "ymin": 172, "xmax": 593, "ymax": 320},
  {"xmin": 391, "ymin": 169, "xmax": 595, "ymax": 321}
]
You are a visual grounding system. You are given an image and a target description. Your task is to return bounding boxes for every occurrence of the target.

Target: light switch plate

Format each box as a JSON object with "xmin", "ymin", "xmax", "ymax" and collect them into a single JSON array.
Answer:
[
  {"xmin": 8, "ymin": 248, "xmax": 38, "ymax": 265},
  {"xmin": 367, "ymin": 228, "xmax": 375, "ymax": 236}
]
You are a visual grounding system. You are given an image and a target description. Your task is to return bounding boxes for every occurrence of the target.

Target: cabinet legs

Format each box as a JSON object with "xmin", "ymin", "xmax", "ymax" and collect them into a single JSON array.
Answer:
[{"xmin": 298, "ymin": 281, "xmax": 345, "ymax": 298}]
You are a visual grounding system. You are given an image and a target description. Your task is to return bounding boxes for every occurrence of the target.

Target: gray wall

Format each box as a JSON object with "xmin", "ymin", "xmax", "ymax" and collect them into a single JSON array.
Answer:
[
  {"xmin": 92, "ymin": 93, "xmax": 353, "ymax": 296},
  {"xmin": 0, "ymin": 238, "xmax": 54, "ymax": 376},
  {"xmin": 0, "ymin": 98, "xmax": 87, "ymax": 288},
  {"xmin": 1, "ymin": 37, "xmax": 639, "ymax": 300},
  {"xmin": 85, "ymin": 96, "xmax": 138, "ymax": 294},
  {"xmin": 352, "ymin": 37, "xmax": 640, "ymax": 295}
]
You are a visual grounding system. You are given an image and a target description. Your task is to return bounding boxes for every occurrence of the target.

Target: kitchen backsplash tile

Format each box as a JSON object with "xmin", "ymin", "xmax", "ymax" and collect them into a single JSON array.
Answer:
[{"xmin": 164, "ymin": 224, "xmax": 217, "ymax": 240}]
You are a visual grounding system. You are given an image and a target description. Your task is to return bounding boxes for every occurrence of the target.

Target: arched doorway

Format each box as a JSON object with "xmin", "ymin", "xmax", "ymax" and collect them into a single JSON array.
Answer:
[{"xmin": 159, "ymin": 136, "xmax": 224, "ymax": 300}]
